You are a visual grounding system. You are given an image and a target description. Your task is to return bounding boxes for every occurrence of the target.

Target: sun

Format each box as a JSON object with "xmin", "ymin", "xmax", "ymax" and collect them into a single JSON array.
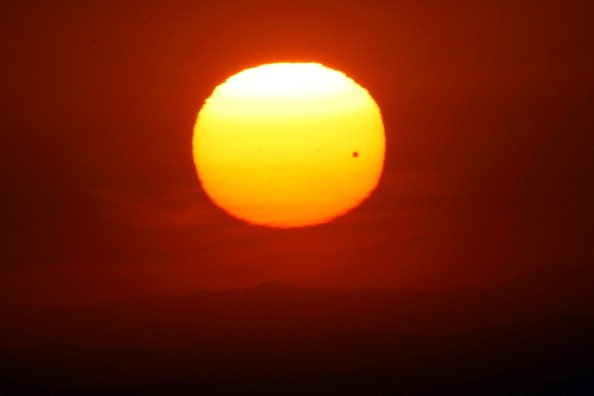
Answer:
[{"xmin": 192, "ymin": 62, "xmax": 385, "ymax": 228}]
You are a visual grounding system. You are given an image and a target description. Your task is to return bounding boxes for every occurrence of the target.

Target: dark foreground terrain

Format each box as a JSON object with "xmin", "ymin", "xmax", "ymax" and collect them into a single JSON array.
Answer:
[{"xmin": 1, "ymin": 265, "xmax": 593, "ymax": 395}]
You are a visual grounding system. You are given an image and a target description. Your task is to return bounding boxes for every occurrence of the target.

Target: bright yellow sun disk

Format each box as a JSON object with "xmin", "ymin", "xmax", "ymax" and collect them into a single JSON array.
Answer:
[{"xmin": 193, "ymin": 63, "xmax": 385, "ymax": 228}]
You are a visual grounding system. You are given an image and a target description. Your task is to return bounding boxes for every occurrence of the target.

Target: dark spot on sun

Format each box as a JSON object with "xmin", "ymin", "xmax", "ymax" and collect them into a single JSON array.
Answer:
[{"xmin": 352, "ymin": 151, "xmax": 359, "ymax": 158}]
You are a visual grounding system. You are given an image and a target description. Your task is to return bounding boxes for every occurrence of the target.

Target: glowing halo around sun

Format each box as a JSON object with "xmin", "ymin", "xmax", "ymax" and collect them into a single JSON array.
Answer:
[{"xmin": 192, "ymin": 62, "xmax": 385, "ymax": 228}]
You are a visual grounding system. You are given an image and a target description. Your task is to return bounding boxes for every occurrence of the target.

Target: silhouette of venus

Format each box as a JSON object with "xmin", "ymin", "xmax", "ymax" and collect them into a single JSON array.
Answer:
[{"xmin": 193, "ymin": 63, "xmax": 385, "ymax": 228}]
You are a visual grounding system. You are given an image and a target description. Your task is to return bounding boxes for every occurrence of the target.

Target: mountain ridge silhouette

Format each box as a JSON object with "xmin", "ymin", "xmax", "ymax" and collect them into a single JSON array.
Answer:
[{"xmin": 1, "ymin": 264, "xmax": 592, "ymax": 348}]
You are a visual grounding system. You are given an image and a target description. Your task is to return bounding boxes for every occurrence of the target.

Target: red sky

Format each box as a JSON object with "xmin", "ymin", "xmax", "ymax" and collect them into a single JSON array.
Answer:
[{"xmin": 1, "ymin": 0, "xmax": 593, "ymax": 306}]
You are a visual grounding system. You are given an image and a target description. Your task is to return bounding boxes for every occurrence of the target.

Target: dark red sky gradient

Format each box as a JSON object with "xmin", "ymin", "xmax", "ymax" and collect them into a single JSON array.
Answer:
[{"xmin": 1, "ymin": 0, "xmax": 592, "ymax": 306}]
